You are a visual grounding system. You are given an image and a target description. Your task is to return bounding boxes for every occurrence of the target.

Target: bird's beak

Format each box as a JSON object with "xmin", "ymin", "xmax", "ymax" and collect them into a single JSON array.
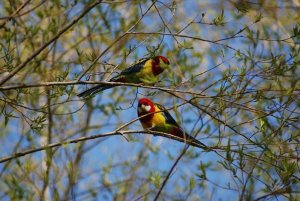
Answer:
[
  {"xmin": 162, "ymin": 62, "xmax": 170, "ymax": 69},
  {"xmin": 140, "ymin": 104, "xmax": 151, "ymax": 112},
  {"xmin": 159, "ymin": 59, "xmax": 170, "ymax": 69}
]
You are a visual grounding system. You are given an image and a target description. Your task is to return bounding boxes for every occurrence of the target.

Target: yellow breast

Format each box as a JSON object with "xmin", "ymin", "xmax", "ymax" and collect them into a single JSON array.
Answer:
[
  {"xmin": 151, "ymin": 109, "xmax": 166, "ymax": 126},
  {"xmin": 141, "ymin": 105, "xmax": 165, "ymax": 129},
  {"xmin": 138, "ymin": 59, "xmax": 154, "ymax": 75},
  {"xmin": 135, "ymin": 59, "xmax": 158, "ymax": 84}
]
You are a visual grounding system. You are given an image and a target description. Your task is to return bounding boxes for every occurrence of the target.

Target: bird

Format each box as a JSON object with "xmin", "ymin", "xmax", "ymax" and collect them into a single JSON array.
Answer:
[
  {"xmin": 137, "ymin": 98, "xmax": 206, "ymax": 149},
  {"xmin": 77, "ymin": 56, "xmax": 170, "ymax": 98}
]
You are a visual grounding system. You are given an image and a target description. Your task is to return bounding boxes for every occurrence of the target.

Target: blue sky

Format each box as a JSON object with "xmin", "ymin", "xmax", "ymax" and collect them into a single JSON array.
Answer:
[{"xmin": 1, "ymin": 1, "xmax": 299, "ymax": 200}]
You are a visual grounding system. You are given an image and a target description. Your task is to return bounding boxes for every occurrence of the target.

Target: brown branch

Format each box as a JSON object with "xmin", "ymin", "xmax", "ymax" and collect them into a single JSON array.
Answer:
[
  {"xmin": 154, "ymin": 144, "xmax": 188, "ymax": 201},
  {"xmin": 2, "ymin": 80, "xmax": 297, "ymax": 119},
  {"xmin": 41, "ymin": 89, "xmax": 53, "ymax": 201},
  {"xmin": 77, "ymin": 0, "xmax": 157, "ymax": 81},
  {"xmin": 0, "ymin": 130, "xmax": 207, "ymax": 164},
  {"xmin": 153, "ymin": 114, "xmax": 207, "ymax": 201},
  {"xmin": 1, "ymin": 80, "xmax": 299, "ymax": 95},
  {"xmin": 153, "ymin": 3, "xmax": 182, "ymax": 46},
  {"xmin": 77, "ymin": 26, "xmax": 242, "ymax": 81},
  {"xmin": 254, "ymin": 189, "xmax": 299, "ymax": 201},
  {"xmin": 0, "ymin": 0, "xmax": 31, "ymax": 28},
  {"xmin": 0, "ymin": 0, "xmax": 47, "ymax": 21},
  {"xmin": 0, "ymin": 0, "xmax": 103, "ymax": 86},
  {"xmin": 127, "ymin": 31, "xmax": 239, "ymax": 52},
  {"xmin": 0, "ymin": 128, "xmax": 296, "ymax": 174},
  {"xmin": 239, "ymin": 151, "xmax": 266, "ymax": 201}
]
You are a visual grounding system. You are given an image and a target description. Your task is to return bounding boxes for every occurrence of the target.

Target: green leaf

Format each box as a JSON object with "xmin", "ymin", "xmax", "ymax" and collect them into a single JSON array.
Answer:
[
  {"xmin": 213, "ymin": 9, "xmax": 225, "ymax": 26},
  {"xmin": 189, "ymin": 177, "xmax": 196, "ymax": 190},
  {"xmin": 149, "ymin": 171, "xmax": 161, "ymax": 188}
]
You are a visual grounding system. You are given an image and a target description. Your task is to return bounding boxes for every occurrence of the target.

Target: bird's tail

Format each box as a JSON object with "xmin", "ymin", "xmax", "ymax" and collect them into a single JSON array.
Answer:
[
  {"xmin": 183, "ymin": 134, "xmax": 207, "ymax": 149},
  {"xmin": 77, "ymin": 84, "xmax": 115, "ymax": 98},
  {"xmin": 174, "ymin": 128, "xmax": 207, "ymax": 149}
]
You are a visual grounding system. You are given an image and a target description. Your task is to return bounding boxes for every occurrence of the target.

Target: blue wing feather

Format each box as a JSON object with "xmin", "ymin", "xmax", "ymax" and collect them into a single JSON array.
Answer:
[
  {"xmin": 78, "ymin": 57, "xmax": 151, "ymax": 97},
  {"xmin": 154, "ymin": 103, "xmax": 206, "ymax": 149},
  {"xmin": 120, "ymin": 58, "xmax": 149, "ymax": 75},
  {"xmin": 110, "ymin": 58, "xmax": 149, "ymax": 82}
]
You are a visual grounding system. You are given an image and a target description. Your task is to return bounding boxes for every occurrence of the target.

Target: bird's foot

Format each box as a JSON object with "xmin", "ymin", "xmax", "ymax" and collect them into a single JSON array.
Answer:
[{"xmin": 146, "ymin": 127, "xmax": 158, "ymax": 137}]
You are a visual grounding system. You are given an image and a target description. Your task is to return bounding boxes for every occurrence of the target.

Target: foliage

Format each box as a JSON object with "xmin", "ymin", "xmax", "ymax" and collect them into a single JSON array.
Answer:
[{"xmin": 0, "ymin": 1, "xmax": 299, "ymax": 201}]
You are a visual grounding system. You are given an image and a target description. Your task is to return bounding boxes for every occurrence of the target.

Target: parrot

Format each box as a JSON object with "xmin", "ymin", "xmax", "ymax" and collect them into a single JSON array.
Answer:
[
  {"xmin": 137, "ymin": 98, "xmax": 206, "ymax": 149},
  {"xmin": 77, "ymin": 55, "xmax": 170, "ymax": 98}
]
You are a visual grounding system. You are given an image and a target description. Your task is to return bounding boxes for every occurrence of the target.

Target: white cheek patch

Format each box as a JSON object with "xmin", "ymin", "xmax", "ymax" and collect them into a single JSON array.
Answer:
[{"xmin": 144, "ymin": 105, "xmax": 151, "ymax": 112}]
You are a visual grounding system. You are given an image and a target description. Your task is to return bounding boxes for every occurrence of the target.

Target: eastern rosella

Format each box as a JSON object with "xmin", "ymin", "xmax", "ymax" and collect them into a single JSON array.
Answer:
[
  {"xmin": 77, "ymin": 56, "xmax": 170, "ymax": 97},
  {"xmin": 137, "ymin": 98, "xmax": 205, "ymax": 149}
]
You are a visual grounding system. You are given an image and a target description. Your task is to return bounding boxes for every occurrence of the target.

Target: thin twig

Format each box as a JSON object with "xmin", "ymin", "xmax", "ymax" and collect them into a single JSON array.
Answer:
[
  {"xmin": 0, "ymin": 130, "xmax": 206, "ymax": 164},
  {"xmin": 77, "ymin": 0, "xmax": 158, "ymax": 81},
  {"xmin": 0, "ymin": 0, "xmax": 103, "ymax": 86},
  {"xmin": 0, "ymin": 0, "xmax": 31, "ymax": 28}
]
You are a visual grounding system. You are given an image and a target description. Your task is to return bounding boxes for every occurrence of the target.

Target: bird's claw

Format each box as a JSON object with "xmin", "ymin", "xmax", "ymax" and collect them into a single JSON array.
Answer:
[{"xmin": 146, "ymin": 127, "xmax": 158, "ymax": 137}]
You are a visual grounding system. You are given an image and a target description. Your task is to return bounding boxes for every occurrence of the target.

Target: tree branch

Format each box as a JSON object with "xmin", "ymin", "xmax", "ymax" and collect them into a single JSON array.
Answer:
[
  {"xmin": 0, "ymin": 0, "xmax": 103, "ymax": 86},
  {"xmin": 0, "ymin": 130, "xmax": 207, "ymax": 164}
]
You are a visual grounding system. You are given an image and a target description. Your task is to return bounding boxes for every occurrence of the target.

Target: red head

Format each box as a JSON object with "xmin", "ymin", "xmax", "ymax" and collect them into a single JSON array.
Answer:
[
  {"xmin": 137, "ymin": 98, "xmax": 156, "ymax": 118},
  {"xmin": 153, "ymin": 56, "xmax": 170, "ymax": 65},
  {"xmin": 152, "ymin": 56, "xmax": 170, "ymax": 76}
]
